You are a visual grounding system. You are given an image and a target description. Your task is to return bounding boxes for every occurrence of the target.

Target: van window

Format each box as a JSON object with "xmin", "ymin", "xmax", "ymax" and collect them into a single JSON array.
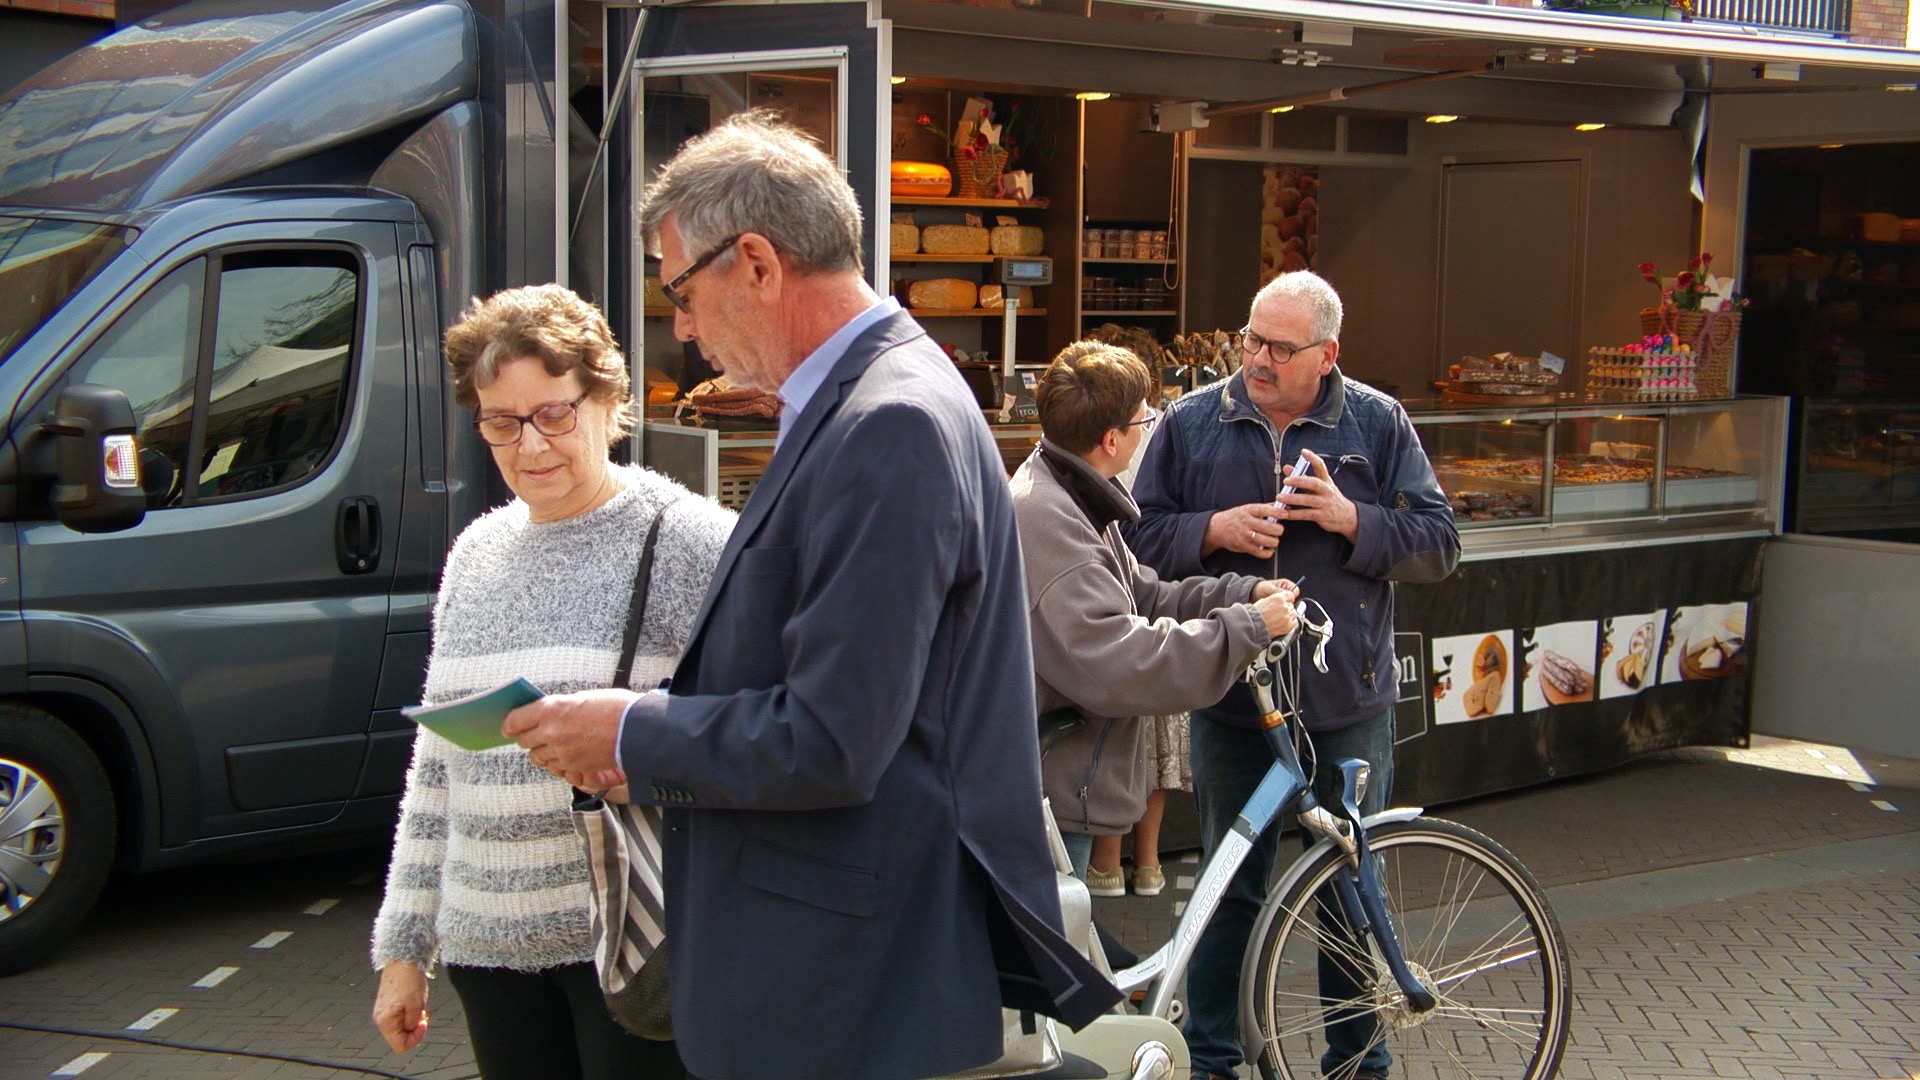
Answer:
[
  {"xmin": 63, "ymin": 249, "xmax": 359, "ymax": 508},
  {"xmin": 197, "ymin": 257, "xmax": 356, "ymax": 498},
  {"xmin": 67, "ymin": 260, "xmax": 203, "ymax": 508}
]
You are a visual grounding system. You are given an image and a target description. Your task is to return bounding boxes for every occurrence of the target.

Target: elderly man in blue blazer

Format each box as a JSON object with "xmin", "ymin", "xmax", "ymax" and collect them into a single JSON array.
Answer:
[{"xmin": 505, "ymin": 110, "xmax": 1119, "ymax": 1080}]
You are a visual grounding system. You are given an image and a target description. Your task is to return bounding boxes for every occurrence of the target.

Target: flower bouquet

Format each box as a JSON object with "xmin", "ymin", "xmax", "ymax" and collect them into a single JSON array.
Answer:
[
  {"xmin": 921, "ymin": 97, "xmax": 1008, "ymax": 198},
  {"xmin": 1635, "ymin": 252, "xmax": 1748, "ymax": 397}
]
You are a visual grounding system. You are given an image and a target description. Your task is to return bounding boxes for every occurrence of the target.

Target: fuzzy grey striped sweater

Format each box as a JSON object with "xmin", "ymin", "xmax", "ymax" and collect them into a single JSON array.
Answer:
[{"xmin": 371, "ymin": 465, "xmax": 734, "ymax": 973}]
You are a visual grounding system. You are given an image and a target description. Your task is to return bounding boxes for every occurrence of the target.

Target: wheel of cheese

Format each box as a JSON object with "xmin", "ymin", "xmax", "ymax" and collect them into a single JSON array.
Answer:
[{"xmin": 891, "ymin": 161, "xmax": 953, "ymax": 198}]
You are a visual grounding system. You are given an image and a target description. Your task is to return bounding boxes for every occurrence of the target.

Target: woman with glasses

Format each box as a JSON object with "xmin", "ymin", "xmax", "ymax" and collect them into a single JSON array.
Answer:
[
  {"xmin": 1009, "ymin": 340, "xmax": 1299, "ymax": 882},
  {"xmin": 371, "ymin": 284, "xmax": 733, "ymax": 1080}
]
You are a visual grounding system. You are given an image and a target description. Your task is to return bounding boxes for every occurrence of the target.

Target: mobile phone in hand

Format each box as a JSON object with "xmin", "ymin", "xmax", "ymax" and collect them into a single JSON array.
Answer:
[{"xmin": 1277, "ymin": 451, "xmax": 1313, "ymax": 497}]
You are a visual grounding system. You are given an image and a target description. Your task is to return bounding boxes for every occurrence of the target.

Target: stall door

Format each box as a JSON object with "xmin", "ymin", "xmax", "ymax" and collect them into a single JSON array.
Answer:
[
  {"xmin": 613, "ymin": 2, "xmax": 881, "ymax": 491},
  {"xmin": 1437, "ymin": 158, "xmax": 1586, "ymax": 384}
]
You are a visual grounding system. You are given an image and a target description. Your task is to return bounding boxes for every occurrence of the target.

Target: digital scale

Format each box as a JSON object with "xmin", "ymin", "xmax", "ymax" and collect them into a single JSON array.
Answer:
[{"xmin": 992, "ymin": 257, "xmax": 1052, "ymax": 421}]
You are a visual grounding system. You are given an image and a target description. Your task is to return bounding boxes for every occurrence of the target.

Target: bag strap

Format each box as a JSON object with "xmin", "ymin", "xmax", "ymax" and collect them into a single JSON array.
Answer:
[{"xmin": 613, "ymin": 510, "xmax": 666, "ymax": 690}]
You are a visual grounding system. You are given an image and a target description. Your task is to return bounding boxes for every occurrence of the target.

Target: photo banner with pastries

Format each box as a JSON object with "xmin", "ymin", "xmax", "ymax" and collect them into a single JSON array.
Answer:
[{"xmin": 1388, "ymin": 537, "xmax": 1763, "ymax": 808}]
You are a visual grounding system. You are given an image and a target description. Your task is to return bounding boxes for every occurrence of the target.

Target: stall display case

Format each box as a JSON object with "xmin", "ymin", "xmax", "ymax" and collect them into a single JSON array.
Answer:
[
  {"xmin": 1794, "ymin": 400, "xmax": 1920, "ymax": 540},
  {"xmin": 1408, "ymin": 397, "xmax": 1787, "ymax": 551},
  {"xmin": 642, "ymin": 416, "xmax": 1041, "ymax": 510}
]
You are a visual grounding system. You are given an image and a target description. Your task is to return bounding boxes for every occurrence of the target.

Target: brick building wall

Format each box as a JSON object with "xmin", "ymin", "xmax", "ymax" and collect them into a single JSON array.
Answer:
[
  {"xmin": 0, "ymin": 0, "xmax": 113, "ymax": 22},
  {"xmin": 1848, "ymin": 0, "xmax": 1909, "ymax": 45}
]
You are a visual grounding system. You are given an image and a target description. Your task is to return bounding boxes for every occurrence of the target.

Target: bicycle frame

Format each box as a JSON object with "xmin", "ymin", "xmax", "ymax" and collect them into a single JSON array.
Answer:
[{"xmin": 1109, "ymin": 636, "xmax": 1437, "ymax": 1022}]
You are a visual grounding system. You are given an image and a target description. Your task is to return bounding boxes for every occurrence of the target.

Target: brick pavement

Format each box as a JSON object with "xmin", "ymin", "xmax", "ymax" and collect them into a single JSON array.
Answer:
[
  {"xmin": 2, "ymin": 735, "xmax": 1915, "ymax": 1079},
  {"xmin": 1096, "ymin": 736, "xmax": 1920, "ymax": 1079}
]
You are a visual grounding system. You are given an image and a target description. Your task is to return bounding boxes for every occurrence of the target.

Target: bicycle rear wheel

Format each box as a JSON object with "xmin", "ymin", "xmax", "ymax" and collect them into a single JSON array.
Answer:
[{"xmin": 1244, "ymin": 817, "xmax": 1570, "ymax": 1080}]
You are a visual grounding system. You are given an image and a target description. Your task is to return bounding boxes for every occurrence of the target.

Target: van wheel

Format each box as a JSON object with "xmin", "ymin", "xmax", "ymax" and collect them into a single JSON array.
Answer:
[{"xmin": 0, "ymin": 706, "xmax": 116, "ymax": 975}]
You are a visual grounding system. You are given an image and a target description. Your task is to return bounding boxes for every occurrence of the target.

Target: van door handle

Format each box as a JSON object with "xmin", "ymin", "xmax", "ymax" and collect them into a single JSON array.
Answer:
[{"xmin": 336, "ymin": 496, "xmax": 382, "ymax": 575}]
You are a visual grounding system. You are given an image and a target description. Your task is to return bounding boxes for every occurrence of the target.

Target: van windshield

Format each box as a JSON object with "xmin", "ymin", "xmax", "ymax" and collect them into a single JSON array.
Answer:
[{"xmin": 0, "ymin": 215, "xmax": 133, "ymax": 367}]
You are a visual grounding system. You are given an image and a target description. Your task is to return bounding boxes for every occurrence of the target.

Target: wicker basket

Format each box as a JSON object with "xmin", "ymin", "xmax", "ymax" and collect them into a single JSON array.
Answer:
[
  {"xmin": 1639, "ymin": 307, "xmax": 1741, "ymax": 397},
  {"xmin": 952, "ymin": 147, "xmax": 1009, "ymax": 200}
]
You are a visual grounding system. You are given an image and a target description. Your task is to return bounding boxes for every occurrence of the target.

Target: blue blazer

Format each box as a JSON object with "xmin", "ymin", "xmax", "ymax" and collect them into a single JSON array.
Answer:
[{"xmin": 621, "ymin": 310, "xmax": 1120, "ymax": 1080}]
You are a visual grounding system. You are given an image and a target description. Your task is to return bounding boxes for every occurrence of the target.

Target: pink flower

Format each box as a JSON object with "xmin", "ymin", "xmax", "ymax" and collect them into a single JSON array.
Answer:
[
  {"xmin": 1687, "ymin": 255, "xmax": 1702, "ymax": 271},
  {"xmin": 1676, "ymin": 270, "xmax": 1695, "ymax": 289},
  {"xmin": 1719, "ymin": 299, "xmax": 1733, "ymax": 311}
]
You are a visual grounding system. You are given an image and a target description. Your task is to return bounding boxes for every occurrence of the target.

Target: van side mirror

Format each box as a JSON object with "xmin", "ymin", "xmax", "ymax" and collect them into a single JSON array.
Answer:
[{"xmin": 42, "ymin": 384, "xmax": 147, "ymax": 533}]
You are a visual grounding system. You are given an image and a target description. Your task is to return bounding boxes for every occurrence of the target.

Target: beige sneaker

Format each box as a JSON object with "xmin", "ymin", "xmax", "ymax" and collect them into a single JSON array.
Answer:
[
  {"xmin": 1132, "ymin": 864, "xmax": 1166, "ymax": 897},
  {"xmin": 1085, "ymin": 865, "xmax": 1126, "ymax": 897}
]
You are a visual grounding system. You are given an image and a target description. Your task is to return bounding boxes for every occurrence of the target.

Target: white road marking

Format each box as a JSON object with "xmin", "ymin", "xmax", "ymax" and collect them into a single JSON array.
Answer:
[
  {"xmin": 1172, "ymin": 901, "xmax": 1187, "ymax": 917},
  {"xmin": 1176, "ymin": 876, "xmax": 1196, "ymax": 891},
  {"xmin": 1825, "ymin": 763, "xmax": 1850, "ymax": 776},
  {"xmin": 304, "ymin": 898, "xmax": 341, "ymax": 915},
  {"xmin": 1805, "ymin": 747, "xmax": 1828, "ymax": 759},
  {"xmin": 51, "ymin": 1053, "xmax": 110, "ymax": 1076},
  {"xmin": 1849, "ymin": 781, "xmax": 1871, "ymax": 792},
  {"xmin": 125, "ymin": 1008, "xmax": 178, "ymax": 1031},
  {"xmin": 1871, "ymin": 800, "xmax": 1899, "ymax": 812},
  {"xmin": 252, "ymin": 931, "xmax": 293, "ymax": 949},
  {"xmin": 192, "ymin": 966, "xmax": 239, "ymax": 988}
]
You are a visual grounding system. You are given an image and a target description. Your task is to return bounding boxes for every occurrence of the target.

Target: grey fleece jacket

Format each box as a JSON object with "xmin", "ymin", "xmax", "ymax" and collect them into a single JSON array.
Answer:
[{"xmin": 1010, "ymin": 440, "xmax": 1273, "ymax": 835}]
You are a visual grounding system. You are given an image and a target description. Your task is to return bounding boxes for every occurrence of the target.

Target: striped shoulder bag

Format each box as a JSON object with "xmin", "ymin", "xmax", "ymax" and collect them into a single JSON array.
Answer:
[{"xmin": 571, "ymin": 514, "xmax": 673, "ymax": 1040}]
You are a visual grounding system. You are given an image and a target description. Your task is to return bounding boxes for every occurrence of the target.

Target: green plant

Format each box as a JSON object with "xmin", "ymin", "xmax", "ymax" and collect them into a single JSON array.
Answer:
[
  {"xmin": 994, "ymin": 96, "xmax": 1059, "ymax": 170},
  {"xmin": 1638, "ymin": 252, "xmax": 1750, "ymax": 312}
]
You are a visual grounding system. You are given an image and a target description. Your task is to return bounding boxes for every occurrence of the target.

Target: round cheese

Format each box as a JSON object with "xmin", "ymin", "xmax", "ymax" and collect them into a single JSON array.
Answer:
[{"xmin": 891, "ymin": 161, "xmax": 953, "ymax": 198}]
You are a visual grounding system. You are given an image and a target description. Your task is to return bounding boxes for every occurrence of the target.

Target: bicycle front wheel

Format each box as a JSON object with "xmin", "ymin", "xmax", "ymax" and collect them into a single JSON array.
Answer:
[{"xmin": 1245, "ymin": 817, "xmax": 1571, "ymax": 1080}]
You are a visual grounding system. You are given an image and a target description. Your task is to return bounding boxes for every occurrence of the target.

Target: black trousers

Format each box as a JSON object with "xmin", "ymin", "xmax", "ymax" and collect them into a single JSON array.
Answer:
[{"xmin": 446, "ymin": 961, "xmax": 686, "ymax": 1080}]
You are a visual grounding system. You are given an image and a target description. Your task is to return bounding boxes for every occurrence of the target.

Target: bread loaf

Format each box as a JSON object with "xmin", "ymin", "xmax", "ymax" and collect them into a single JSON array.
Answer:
[
  {"xmin": 1463, "ymin": 669, "xmax": 1504, "ymax": 718},
  {"xmin": 921, "ymin": 224, "xmax": 990, "ymax": 255},
  {"xmin": 978, "ymin": 284, "xmax": 1027, "ymax": 309},
  {"xmin": 889, "ymin": 223, "xmax": 920, "ymax": 256},
  {"xmin": 906, "ymin": 277, "xmax": 979, "ymax": 310},
  {"xmin": 988, "ymin": 225, "xmax": 1044, "ymax": 256}
]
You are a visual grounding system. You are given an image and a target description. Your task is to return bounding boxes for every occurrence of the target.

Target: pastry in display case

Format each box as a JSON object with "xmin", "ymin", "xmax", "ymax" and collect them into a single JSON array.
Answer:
[
  {"xmin": 1415, "ymin": 415, "xmax": 1551, "ymax": 525},
  {"xmin": 1551, "ymin": 413, "xmax": 1663, "ymax": 519}
]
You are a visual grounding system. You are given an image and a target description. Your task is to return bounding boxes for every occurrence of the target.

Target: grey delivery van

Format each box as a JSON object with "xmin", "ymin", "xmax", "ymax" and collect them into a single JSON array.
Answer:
[{"xmin": 0, "ymin": 0, "xmax": 496, "ymax": 972}]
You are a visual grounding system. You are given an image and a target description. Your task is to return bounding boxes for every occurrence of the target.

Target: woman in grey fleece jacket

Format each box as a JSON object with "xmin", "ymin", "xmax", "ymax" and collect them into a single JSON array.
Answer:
[
  {"xmin": 1010, "ymin": 342, "xmax": 1299, "ymax": 878},
  {"xmin": 371, "ymin": 287, "xmax": 733, "ymax": 1080}
]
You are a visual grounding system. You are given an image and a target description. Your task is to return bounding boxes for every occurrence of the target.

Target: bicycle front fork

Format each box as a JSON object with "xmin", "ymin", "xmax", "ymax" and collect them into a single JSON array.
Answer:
[{"xmin": 1322, "ymin": 761, "xmax": 1437, "ymax": 1013}]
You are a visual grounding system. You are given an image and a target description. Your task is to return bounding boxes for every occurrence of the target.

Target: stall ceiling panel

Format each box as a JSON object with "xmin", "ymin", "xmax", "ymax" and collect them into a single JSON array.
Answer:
[{"xmin": 890, "ymin": 29, "xmax": 1684, "ymax": 127}]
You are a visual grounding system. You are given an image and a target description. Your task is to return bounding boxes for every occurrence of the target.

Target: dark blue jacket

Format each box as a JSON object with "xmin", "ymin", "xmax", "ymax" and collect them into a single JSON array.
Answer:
[
  {"xmin": 622, "ymin": 311, "xmax": 1119, "ymax": 1080},
  {"xmin": 1124, "ymin": 368, "xmax": 1460, "ymax": 731}
]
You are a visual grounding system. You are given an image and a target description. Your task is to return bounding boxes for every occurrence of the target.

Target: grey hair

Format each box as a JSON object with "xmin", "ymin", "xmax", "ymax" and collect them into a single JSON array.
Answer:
[
  {"xmin": 638, "ymin": 109, "xmax": 864, "ymax": 276},
  {"xmin": 1251, "ymin": 270, "xmax": 1343, "ymax": 343}
]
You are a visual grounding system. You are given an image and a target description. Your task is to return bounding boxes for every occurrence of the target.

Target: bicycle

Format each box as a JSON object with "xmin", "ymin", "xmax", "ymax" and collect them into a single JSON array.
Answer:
[{"xmin": 1063, "ymin": 608, "xmax": 1572, "ymax": 1080}]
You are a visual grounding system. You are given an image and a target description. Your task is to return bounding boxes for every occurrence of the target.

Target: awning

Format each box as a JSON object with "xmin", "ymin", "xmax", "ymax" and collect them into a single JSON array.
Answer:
[{"xmin": 882, "ymin": 0, "xmax": 1920, "ymax": 127}]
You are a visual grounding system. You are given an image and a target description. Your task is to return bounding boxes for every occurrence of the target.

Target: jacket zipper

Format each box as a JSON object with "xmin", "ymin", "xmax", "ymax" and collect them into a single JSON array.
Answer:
[{"xmin": 1077, "ymin": 718, "xmax": 1114, "ymax": 829}]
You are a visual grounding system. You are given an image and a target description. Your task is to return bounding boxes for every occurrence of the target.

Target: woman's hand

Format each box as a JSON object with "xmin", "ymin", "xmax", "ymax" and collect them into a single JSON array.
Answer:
[
  {"xmin": 372, "ymin": 960, "xmax": 430, "ymax": 1054},
  {"xmin": 1252, "ymin": 588, "xmax": 1300, "ymax": 640}
]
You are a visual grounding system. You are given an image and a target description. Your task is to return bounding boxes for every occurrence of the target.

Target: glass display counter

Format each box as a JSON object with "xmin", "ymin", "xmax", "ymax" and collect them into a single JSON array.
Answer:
[
  {"xmin": 641, "ymin": 414, "xmax": 1041, "ymax": 510},
  {"xmin": 1794, "ymin": 399, "xmax": 1920, "ymax": 541},
  {"xmin": 1405, "ymin": 396, "xmax": 1788, "ymax": 556}
]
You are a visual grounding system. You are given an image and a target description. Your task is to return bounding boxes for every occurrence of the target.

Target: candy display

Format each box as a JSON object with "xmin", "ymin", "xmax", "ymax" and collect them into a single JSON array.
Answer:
[{"xmin": 1586, "ymin": 334, "xmax": 1699, "ymax": 400}]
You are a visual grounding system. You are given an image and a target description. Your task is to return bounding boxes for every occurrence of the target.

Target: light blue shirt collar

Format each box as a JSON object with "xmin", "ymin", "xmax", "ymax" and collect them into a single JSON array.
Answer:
[{"xmin": 777, "ymin": 296, "xmax": 899, "ymax": 448}]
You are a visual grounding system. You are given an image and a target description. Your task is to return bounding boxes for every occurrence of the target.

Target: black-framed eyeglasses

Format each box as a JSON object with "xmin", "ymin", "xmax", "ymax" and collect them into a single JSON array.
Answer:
[
  {"xmin": 661, "ymin": 234, "xmax": 742, "ymax": 313},
  {"xmin": 474, "ymin": 392, "xmax": 591, "ymax": 446},
  {"xmin": 1238, "ymin": 326, "xmax": 1329, "ymax": 365},
  {"xmin": 1121, "ymin": 407, "xmax": 1159, "ymax": 433}
]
